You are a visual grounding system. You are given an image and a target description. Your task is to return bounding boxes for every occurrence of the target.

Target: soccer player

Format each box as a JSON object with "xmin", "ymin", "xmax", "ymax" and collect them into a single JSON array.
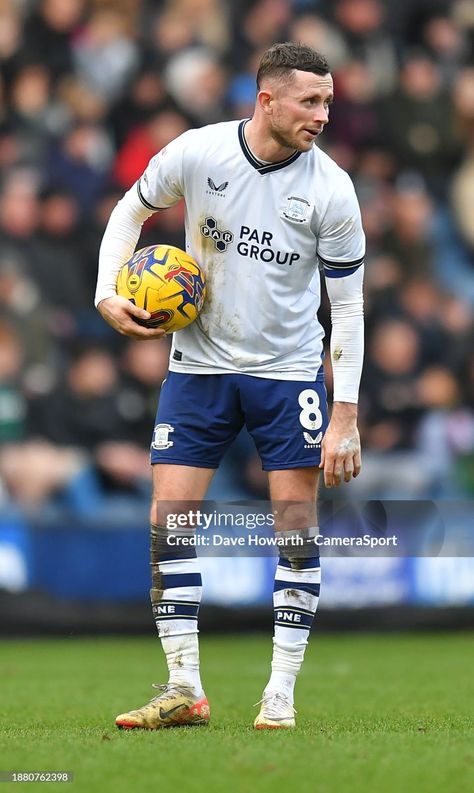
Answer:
[{"xmin": 96, "ymin": 42, "xmax": 364, "ymax": 730}]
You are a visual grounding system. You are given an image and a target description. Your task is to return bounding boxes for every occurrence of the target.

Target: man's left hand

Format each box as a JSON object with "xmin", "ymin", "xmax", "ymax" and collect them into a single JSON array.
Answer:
[{"xmin": 319, "ymin": 402, "xmax": 361, "ymax": 488}]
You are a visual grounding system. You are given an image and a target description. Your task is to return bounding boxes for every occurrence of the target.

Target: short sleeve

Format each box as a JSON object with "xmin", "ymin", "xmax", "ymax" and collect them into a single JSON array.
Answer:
[
  {"xmin": 137, "ymin": 131, "xmax": 191, "ymax": 211},
  {"xmin": 317, "ymin": 172, "xmax": 365, "ymax": 278}
]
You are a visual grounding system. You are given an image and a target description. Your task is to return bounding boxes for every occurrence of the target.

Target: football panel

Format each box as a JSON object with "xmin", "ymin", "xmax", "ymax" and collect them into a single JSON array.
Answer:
[{"xmin": 116, "ymin": 245, "xmax": 206, "ymax": 332}]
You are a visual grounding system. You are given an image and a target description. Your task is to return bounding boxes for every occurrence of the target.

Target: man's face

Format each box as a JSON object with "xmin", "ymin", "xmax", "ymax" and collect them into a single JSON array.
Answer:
[{"xmin": 265, "ymin": 70, "xmax": 334, "ymax": 153}]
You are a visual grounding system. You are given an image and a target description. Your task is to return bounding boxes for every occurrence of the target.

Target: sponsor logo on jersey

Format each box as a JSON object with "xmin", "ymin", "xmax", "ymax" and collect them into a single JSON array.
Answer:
[
  {"xmin": 151, "ymin": 423, "xmax": 175, "ymax": 450},
  {"xmin": 200, "ymin": 216, "xmax": 234, "ymax": 252},
  {"xmin": 303, "ymin": 431, "xmax": 323, "ymax": 449},
  {"xmin": 206, "ymin": 177, "xmax": 229, "ymax": 196},
  {"xmin": 237, "ymin": 225, "xmax": 300, "ymax": 266},
  {"xmin": 282, "ymin": 196, "xmax": 311, "ymax": 223}
]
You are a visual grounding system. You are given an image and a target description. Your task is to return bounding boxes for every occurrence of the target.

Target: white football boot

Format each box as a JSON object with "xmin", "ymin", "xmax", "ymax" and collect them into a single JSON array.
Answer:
[{"xmin": 253, "ymin": 691, "xmax": 296, "ymax": 729}]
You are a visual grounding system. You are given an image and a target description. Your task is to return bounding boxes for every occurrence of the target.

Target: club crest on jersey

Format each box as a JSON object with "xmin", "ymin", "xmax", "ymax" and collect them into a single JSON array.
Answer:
[
  {"xmin": 282, "ymin": 196, "xmax": 311, "ymax": 223},
  {"xmin": 303, "ymin": 431, "xmax": 323, "ymax": 449},
  {"xmin": 151, "ymin": 423, "xmax": 175, "ymax": 450},
  {"xmin": 207, "ymin": 177, "xmax": 229, "ymax": 196}
]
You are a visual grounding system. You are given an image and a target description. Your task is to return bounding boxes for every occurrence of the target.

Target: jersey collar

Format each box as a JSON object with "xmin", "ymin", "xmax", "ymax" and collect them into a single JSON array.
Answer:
[{"xmin": 238, "ymin": 120, "xmax": 302, "ymax": 175}]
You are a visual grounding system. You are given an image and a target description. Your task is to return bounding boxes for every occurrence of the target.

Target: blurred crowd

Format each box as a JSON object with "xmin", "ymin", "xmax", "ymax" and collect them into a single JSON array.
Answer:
[{"xmin": 0, "ymin": 0, "xmax": 473, "ymax": 516}]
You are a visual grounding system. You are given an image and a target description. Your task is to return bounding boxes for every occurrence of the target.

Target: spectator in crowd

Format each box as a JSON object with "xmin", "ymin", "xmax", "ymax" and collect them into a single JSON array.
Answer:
[
  {"xmin": 324, "ymin": 59, "xmax": 379, "ymax": 157},
  {"xmin": 417, "ymin": 365, "xmax": 474, "ymax": 496},
  {"xmin": 377, "ymin": 176, "xmax": 436, "ymax": 279},
  {"xmin": 0, "ymin": 254, "xmax": 53, "ymax": 370},
  {"xmin": 35, "ymin": 186, "xmax": 92, "ymax": 316},
  {"xmin": 451, "ymin": 67, "xmax": 474, "ymax": 252},
  {"xmin": 28, "ymin": 343, "xmax": 127, "ymax": 449},
  {"xmin": 288, "ymin": 13, "xmax": 348, "ymax": 72},
  {"xmin": 362, "ymin": 318, "xmax": 424, "ymax": 453},
  {"xmin": 147, "ymin": 0, "xmax": 230, "ymax": 62},
  {"xmin": 22, "ymin": 0, "xmax": 85, "ymax": 84},
  {"xmin": 72, "ymin": 7, "xmax": 139, "ymax": 102},
  {"xmin": 118, "ymin": 338, "xmax": 170, "ymax": 447},
  {"xmin": 332, "ymin": 0, "xmax": 398, "ymax": 95},
  {"xmin": 20, "ymin": 343, "xmax": 153, "ymax": 515},
  {"xmin": 164, "ymin": 48, "xmax": 228, "ymax": 125},
  {"xmin": 377, "ymin": 51, "xmax": 459, "ymax": 197},
  {"xmin": 0, "ymin": 1, "xmax": 23, "ymax": 90},
  {"xmin": 0, "ymin": 319, "xmax": 26, "ymax": 444},
  {"xmin": 0, "ymin": 170, "xmax": 42, "ymax": 287},
  {"xmin": 422, "ymin": 12, "xmax": 470, "ymax": 85},
  {"xmin": 0, "ymin": 312, "xmax": 85, "ymax": 514},
  {"xmin": 108, "ymin": 69, "xmax": 168, "ymax": 149},
  {"xmin": 46, "ymin": 121, "xmax": 112, "ymax": 216},
  {"xmin": 112, "ymin": 108, "xmax": 189, "ymax": 189},
  {"xmin": 228, "ymin": 0, "xmax": 292, "ymax": 70}
]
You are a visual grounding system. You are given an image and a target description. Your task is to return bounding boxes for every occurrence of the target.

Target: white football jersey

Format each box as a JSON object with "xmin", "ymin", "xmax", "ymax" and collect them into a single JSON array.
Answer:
[{"xmin": 137, "ymin": 119, "xmax": 365, "ymax": 381}]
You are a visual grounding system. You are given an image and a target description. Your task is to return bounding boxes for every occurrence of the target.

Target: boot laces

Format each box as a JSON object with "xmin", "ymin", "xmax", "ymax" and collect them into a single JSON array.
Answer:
[
  {"xmin": 254, "ymin": 691, "xmax": 296, "ymax": 718},
  {"xmin": 147, "ymin": 683, "xmax": 193, "ymax": 705}
]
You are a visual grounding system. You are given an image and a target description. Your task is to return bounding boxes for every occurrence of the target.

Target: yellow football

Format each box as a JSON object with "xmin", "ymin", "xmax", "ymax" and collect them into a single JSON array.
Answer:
[{"xmin": 116, "ymin": 244, "xmax": 206, "ymax": 333}]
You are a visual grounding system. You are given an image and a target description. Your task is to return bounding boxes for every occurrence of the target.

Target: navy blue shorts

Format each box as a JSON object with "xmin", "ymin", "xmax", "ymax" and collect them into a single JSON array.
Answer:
[{"xmin": 150, "ymin": 371, "xmax": 328, "ymax": 471}]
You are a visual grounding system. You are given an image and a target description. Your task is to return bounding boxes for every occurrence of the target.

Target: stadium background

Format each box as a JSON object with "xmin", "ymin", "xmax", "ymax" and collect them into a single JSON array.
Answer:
[{"xmin": 0, "ymin": 0, "xmax": 473, "ymax": 629}]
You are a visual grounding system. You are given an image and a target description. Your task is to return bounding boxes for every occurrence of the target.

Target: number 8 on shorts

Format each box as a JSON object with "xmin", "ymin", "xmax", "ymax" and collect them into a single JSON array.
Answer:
[{"xmin": 298, "ymin": 389, "xmax": 323, "ymax": 431}]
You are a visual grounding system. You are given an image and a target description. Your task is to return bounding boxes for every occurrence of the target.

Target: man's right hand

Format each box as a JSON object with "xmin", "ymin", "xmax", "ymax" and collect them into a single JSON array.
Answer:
[{"xmin": 97, "ymin": 295, "xmax": 167, "ymax": 339}]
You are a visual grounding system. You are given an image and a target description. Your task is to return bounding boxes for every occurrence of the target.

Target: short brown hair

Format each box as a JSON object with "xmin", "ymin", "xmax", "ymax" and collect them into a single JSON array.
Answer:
[{"xmin": 256, "ymin": 42, "xmax": 330, "ymax": 89}]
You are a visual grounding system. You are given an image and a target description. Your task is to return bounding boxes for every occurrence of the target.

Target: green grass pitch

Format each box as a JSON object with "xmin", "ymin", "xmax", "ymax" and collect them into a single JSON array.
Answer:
[{"xmin": 1, "ymin": 633, "xmax": 473, "ymax": 793}]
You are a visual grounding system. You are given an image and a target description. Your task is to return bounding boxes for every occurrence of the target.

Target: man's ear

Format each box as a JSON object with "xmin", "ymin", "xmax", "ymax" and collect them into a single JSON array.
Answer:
[{"xmin": 257, "ymin": 89, "xmax": 274, "ymax": 115}]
